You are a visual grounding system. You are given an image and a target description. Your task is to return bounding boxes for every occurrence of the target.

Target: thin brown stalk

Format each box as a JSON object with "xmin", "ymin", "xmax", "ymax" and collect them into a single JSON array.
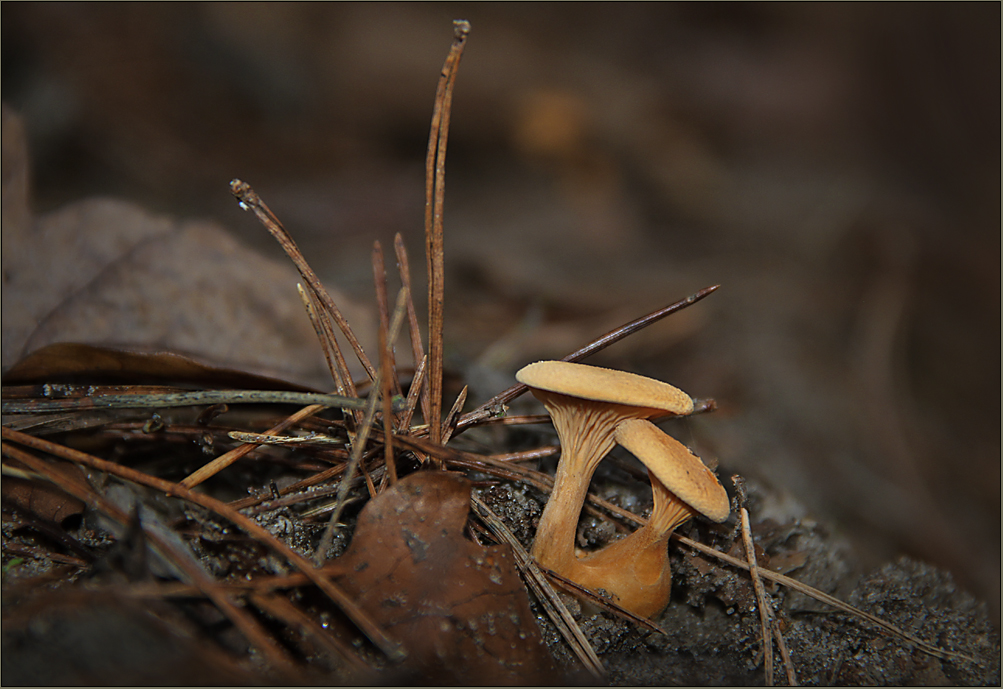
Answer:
[
  {"xmin": 372, "ymin": 241, "xmax": 392, "ymax": 358},
  {"xmin": 394, "ymin": 433, "xmax": 553, "ymax": 493},
  {"xmin": 489, "ymin": 445, "xmax": 561, "ymax": 463},
  {"xmin": 440, "ymin": 385, "xmax": 467, "ymax": 444},
  {"xmin": 456, "ymin": 285, "xmax": 721, "ymax": 430},
  {"xmin": 300, "ymin": 490, "xmax": 371, "ymax": 521},
  {"xmin": 741, "ymin": 503, "xmax": 774, "ymax": 686},
  {"xmin": 1, "ymin": 426, "xmax": 404, "ymax": 662},
  {"xmin": 425, "ymin": 20, "xmax": 470, "ymax": 456},
  {"xmin": 379, "ymin": 350, "xmax": 396, "ymax": 488},
  {"xmin": 297, "ymin": 285, "xmax": 361, "ymax": 431},
  {"xmin": 4, "ymin": 544, "xmax": 88, "ymax": 568},
  {"xmin": 2, "ymin": 389, "xmax": 373, "ymax": 415},
  {"xmin": 226, "ymin": 430, "xmax": 341, "ymax": 447},
  {"xmin": 297, "ymin": 283, "xmax": 351, "ymax": 398},
  {"xmin": 315, "ymin": 371, "xmax": 383, "ymax": 564},
  {"xmin": 227, "ymin": 445, "xmax": 382, "ymax": 512},
  {"xmin": 241, "ymin": 483, "xmax": 344, "ymax": 514},
  {"xmin": 106, "ymin": 560, "xmax": 357, "ymax": 600},
  {"xmin": 373, "ymin": 244, "xmax": 399, "ymax": 487},
  {"xmin": 359, "ymin": 460, "xmax": 378, "ymax": 499},
  {"xmin": 181, "ymin": 403, "xmax": 324, "ymax": 488},
  {"xmin": 230, "ymin": 179, "xmax": 377, "ymax": 382},
  {"xmin": 372, "ymin": 241, "xmax": 404, "ymax": 401},
  {"xmin": 397, "ymin": 355, "xmax": 429, "ymax": 465},
  {"xmin": 565, "ymin": 284, "xmax": 720, "ymax": 362},
  {"xmin": 398, "ymin": 354, "xmax": 427, "ymax": 432},
  {"xmin": 774, "ymin": 621, "xmax": 798, "ymax": 686},
  {"xmin": 394, "ymin": 233, "xmax": 430, "ymax": 425},
  {"xmin": 472, "ymin": 414, "xmax": 554, "ymax": 427}
]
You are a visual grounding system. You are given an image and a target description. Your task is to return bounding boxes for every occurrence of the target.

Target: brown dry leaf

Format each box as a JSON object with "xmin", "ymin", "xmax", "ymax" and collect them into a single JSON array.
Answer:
[
  {"xmin": 330, "ymin": 471, "xmax": 560, "ymax": 685},
  {"xmin": 1, "ymin": 105, "xmax": 375, "ymax": 390},
  {"xmin": 3, "ymin": 342, "xmax": 317, "ymax": 390},
  {"xmin": 2, "ymin": 477, "xmax": 86, "ymax": 526}
]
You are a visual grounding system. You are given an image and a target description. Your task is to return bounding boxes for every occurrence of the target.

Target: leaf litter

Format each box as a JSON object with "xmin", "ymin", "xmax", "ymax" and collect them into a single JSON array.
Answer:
[{"xmin": 2, "ymin": 18, "xmax": 999, "ymax": 687}]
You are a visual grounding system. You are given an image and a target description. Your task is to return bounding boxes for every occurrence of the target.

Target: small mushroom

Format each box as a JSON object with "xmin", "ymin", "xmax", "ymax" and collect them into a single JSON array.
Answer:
[
  {"xmin": 584, "ymin": 418, "xmax": 730, "ymax": 617},
  {"xmin": 515, "ymin": 361, "xmax": 698, "ymax": 614}
]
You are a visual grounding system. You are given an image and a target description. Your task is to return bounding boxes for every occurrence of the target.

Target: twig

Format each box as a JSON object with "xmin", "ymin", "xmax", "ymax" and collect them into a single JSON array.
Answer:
[
  {"xmin": 736, "ymin": 476, "xmax": 774, "ymax": 686},
  {"xmin": 226, "ymin": 445, "xmax": 382, "ymax": 512},
  {"xmin": 394, "ymin": 233, "xmax": 430, "ymax": 426},
  {"xmin": 181, "ymin": 403, "xmax": 325, "ymax": 488},
  {"xmin": 425, "ymin": 20, "xmax": 470, "ymax": 455},
  {"xmin": 230, "ymin": 178, "xmax": 377, "ymax": 382},
  {"xmin": 359, "ymin": 460, "xmax": 378, "ymax": 499},
  {"xmin": 2, "ymin": 389, "xmax": 392, "ymax": 415},
  {"xmin": 469, "ymin": 413, "xmax": 553, "ymax": 427},
  {"xmin": 373, "ymin": 243, "xmax": 399, "ymax": 487},
  {"xmin": 456, "ymin": 285, "xmax": 720, "ymax": 430},
  {"xmin": 671, "ymin": 532, "xmax": 974, "ymax": 664},
  {"xmin": 226, "ymin": 430, "xmax": 341, "ymax": 447},
  {"xmin": 774, "ymin": 621, "xmax": 798, "ymax": 686},
  {"xmin": 379, "ymin": 350, "xmax": 396, "ymax": 488},
  {"xmin": 489, "ymin": 445, "xmax": 561, "ymax": 463},
  {"xmin": 297, "ymin": 284, "xmax": 350, "ymax": 398},
  {"xmin": 440, "ymin": 385, "xmax": 467, "ymax": 444},
  {"xmin": 398, "ymin": 355, "xmax": 427, "ymax": 432},
  {"xmin": 371, "ymin": 241, "xmax": 404, "ymax": 402}
]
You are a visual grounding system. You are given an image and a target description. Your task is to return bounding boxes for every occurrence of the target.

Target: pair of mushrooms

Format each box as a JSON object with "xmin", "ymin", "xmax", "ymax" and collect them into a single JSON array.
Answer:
[{"xmin": 516, "ymin": 360, "xmax": 729, "ymax": 619}]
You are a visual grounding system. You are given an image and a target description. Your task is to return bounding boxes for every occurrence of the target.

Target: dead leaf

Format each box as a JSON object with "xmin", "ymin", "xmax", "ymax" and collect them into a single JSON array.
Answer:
[
  {"xmin": 330, "ymin": 471, "xmax": 560, "ymax": 684},
  {"xmin": 1, "ymin": 105, "xmax": 375, "ymax": 390},
  {"xmin": 2, "ymin": 476, "xmax": 86, "ymax": 526},
  {"xmin": 3, "ymin": 342, "xmax": 317, "ymax": 391}
]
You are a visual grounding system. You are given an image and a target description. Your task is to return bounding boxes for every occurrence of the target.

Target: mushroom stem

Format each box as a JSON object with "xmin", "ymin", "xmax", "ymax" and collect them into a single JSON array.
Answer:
[
  {"xmin": 574, "ymin": 522, "xmax": 674, "ymax": 616},
  {"xmin": 563, "ymin": 473, "xmax": 697, "ymax": 618},
  {"xmin": 648, "ymin": 470, "xmax": 699, "ymax": 538},
  {"xmin": 529, "ymin": 392, "xmax": 625, "ymax": 571},
  {"xmin": 531, "ymin": 455, "xmax": 598, "ymax": 571}
]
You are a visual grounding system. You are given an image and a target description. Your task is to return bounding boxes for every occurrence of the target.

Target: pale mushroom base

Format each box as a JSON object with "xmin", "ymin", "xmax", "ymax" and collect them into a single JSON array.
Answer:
[{"xmin": 536, "ymin": 522, "xmax": 679, "ymax": 620}]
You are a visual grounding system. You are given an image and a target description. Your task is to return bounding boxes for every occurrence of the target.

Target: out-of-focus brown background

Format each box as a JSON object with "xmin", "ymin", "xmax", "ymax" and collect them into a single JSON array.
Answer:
[{"xmin": 2, "ymin": 4, "xmax": 998, "ymax": 615}]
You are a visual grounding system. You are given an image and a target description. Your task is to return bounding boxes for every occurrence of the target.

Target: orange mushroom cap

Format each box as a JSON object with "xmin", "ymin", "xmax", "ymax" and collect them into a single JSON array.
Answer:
[
  {"xmin": 516, "ymin": 360, "xmax": 694, "ymax": 417},
  {"xmin": 615, "ymin": 418, "xmax": 730, "ymax": 524}
]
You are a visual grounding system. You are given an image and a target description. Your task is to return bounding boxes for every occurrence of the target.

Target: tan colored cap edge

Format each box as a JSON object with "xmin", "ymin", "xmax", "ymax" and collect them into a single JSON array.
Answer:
[
  {"xmin": 516, "ymin": 361, "xmax": 694, "ymax": 415},
  {"xmin": 614, "ymin": 418, "xmax": 729, "ymax": 522}
]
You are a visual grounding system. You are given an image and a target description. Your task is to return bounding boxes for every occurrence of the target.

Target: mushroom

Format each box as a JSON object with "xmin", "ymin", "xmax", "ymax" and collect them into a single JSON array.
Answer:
[
  {"xmin": 516, "ymin": 360, "xmax": 714, "ymax": 616},
  {"xmin": 583, "ymin": 418, "xmax": 730, "ymax": 617}
]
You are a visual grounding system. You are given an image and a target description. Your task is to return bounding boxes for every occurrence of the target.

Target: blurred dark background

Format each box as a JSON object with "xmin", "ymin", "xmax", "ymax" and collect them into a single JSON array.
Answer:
[{"xmin": 2, "ymin": 3, "xmax": 999, "ymax": 616}]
